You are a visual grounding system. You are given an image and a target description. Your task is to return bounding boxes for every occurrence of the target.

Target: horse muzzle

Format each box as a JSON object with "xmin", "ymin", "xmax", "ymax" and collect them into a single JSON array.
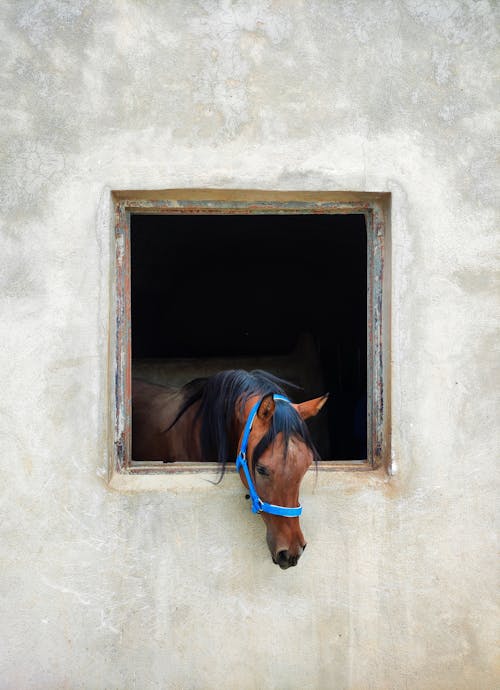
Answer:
[{"xmin": 272, "ymin": 543, "xmax": 306, "ymax": 569}]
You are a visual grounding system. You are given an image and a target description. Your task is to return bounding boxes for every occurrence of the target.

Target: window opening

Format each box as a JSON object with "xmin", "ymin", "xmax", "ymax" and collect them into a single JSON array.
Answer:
[
  {"xmin": 131, "ymin": 213, "xmax": 366, "ymax": 461},
  {"xmin": 111, "ymin": 193, "xmax": 389, "ymax": 477}
]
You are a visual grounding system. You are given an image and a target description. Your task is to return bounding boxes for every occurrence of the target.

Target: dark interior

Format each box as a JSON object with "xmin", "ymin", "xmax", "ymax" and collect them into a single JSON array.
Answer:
[{"xmin": 131, "ymin": 213, "xmax": 367, "ymax": 460}]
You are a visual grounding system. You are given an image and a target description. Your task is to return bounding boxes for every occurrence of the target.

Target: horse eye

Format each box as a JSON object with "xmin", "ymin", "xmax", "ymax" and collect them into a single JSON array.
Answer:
[{"xmin": 256, "ymin": 465, "xmax": 269, "ymax": 476}]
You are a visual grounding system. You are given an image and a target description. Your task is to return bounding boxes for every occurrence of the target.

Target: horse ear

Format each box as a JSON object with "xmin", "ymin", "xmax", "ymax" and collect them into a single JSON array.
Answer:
[
  {"xmin": 294, "ymin": 393, "xmax": 329, "ymax": 420},
  {"xmin": 257, "ymin": 393, "xmax": 276, "ymax": 422}
]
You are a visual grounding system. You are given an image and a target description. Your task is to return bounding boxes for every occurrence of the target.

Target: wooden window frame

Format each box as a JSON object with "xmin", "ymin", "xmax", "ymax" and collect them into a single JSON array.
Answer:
[{"xmin": 108, "ymin": 190, "xmax": 390, "ymax": 482}]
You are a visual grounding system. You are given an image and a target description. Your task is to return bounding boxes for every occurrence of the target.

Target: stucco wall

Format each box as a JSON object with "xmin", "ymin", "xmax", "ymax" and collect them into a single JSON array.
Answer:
[{"xmin": 1, "ymin": 2, "xmax": 499, "ymax": 689}]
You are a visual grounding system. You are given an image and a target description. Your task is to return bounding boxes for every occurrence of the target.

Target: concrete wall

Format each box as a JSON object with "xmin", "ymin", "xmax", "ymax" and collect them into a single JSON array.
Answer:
[{"xmin": 1, "ymin": 1, "xmax": 498, "ymax": 688}]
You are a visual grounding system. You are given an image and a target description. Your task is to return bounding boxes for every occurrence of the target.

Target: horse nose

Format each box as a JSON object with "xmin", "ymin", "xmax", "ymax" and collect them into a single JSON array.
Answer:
[{"xmin": 275, "ymin": 545, "xmax": 305, "ymax": 569}]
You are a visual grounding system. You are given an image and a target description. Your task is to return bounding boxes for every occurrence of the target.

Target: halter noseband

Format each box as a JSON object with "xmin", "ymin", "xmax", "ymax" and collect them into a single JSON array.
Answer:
[{"xmin": 235, "ymin": 394, "xmax": 303, "ymax": 518}]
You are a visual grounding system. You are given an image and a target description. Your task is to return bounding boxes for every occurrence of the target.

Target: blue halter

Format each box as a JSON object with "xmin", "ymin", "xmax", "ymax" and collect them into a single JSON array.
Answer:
[{"xmin": 235, "ymin": 394, "xmax": 303, "ymax": 518}]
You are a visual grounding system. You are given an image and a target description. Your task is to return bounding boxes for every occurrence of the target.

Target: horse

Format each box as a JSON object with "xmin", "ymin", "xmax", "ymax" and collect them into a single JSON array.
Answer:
[{"xmin": 132, "ymin": 369, "xmax": 328, "ymax": 569}]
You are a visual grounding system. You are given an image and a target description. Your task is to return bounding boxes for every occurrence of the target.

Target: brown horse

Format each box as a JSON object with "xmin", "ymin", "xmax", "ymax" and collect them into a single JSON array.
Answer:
[{"xmin": 132, "ymin": 370, "xmax": 328, "ymax": 569}]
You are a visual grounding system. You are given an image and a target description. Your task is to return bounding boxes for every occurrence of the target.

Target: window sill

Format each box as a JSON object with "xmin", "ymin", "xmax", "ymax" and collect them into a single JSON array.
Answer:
[{"xmin": 107, "ymin": 460, "xmax": 382, "ymax": 493}]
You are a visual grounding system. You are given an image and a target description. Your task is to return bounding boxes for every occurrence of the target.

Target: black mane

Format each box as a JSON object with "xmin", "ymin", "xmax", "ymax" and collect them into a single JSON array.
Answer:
[{"xmin": 167, "ymin": 369, "xmax": 320, "ymax": 475}]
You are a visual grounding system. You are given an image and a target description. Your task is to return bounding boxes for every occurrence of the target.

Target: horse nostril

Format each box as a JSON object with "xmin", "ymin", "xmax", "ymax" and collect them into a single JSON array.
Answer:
[
  {"xmin": 275, "ymin": 549, "xmax": 302, "ymax": 569},
  {"xmin": 276, "ymin": 550, "xmax": 290, "ymax": 568}
]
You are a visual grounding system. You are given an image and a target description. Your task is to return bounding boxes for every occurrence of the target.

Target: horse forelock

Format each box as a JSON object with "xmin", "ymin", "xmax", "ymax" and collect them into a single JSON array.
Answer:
[
  {"xmin": 188, "ymin": 369, "xmax": 319, "ymax": 471},
  {"xmin": 251, "ymin": 401, "xmax": 320, "ymax": 469}
]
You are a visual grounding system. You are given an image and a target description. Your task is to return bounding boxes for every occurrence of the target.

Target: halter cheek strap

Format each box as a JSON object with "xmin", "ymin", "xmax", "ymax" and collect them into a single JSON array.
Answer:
[{"xmin": 235, "ymin": 394, "xmax": 303, "ymax": 518}]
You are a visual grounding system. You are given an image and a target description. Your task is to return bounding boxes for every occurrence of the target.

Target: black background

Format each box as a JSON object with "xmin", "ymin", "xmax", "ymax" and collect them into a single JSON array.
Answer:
[{"xmin": 131, "ymin": 213, "xmax": 367, "ymax": 459}]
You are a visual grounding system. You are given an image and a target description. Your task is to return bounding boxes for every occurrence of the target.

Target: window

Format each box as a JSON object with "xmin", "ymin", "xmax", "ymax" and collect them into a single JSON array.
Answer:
[{"xmin": 111, "ymin": 191, "xmax": 390, "ymax": 479}]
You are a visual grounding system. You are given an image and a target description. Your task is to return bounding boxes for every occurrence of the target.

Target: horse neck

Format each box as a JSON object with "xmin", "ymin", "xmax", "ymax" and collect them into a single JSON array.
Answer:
[
  {"xmin": 170, "ymin": 398, "xmax": 204, "ymax": 460},
  {"xmin": 198, "ymin": 394, "xmax": 246, "ymax": 463}
]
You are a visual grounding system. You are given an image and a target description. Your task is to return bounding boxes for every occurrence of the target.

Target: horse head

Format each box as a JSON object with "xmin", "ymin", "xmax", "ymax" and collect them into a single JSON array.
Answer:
[
  {"xmin": 133, "ymin": 369, "xmax": 328, "ymax": 569},
  {"xmin": 237, "ymin": 391, "xmax": 328, "ymax": 569}
]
